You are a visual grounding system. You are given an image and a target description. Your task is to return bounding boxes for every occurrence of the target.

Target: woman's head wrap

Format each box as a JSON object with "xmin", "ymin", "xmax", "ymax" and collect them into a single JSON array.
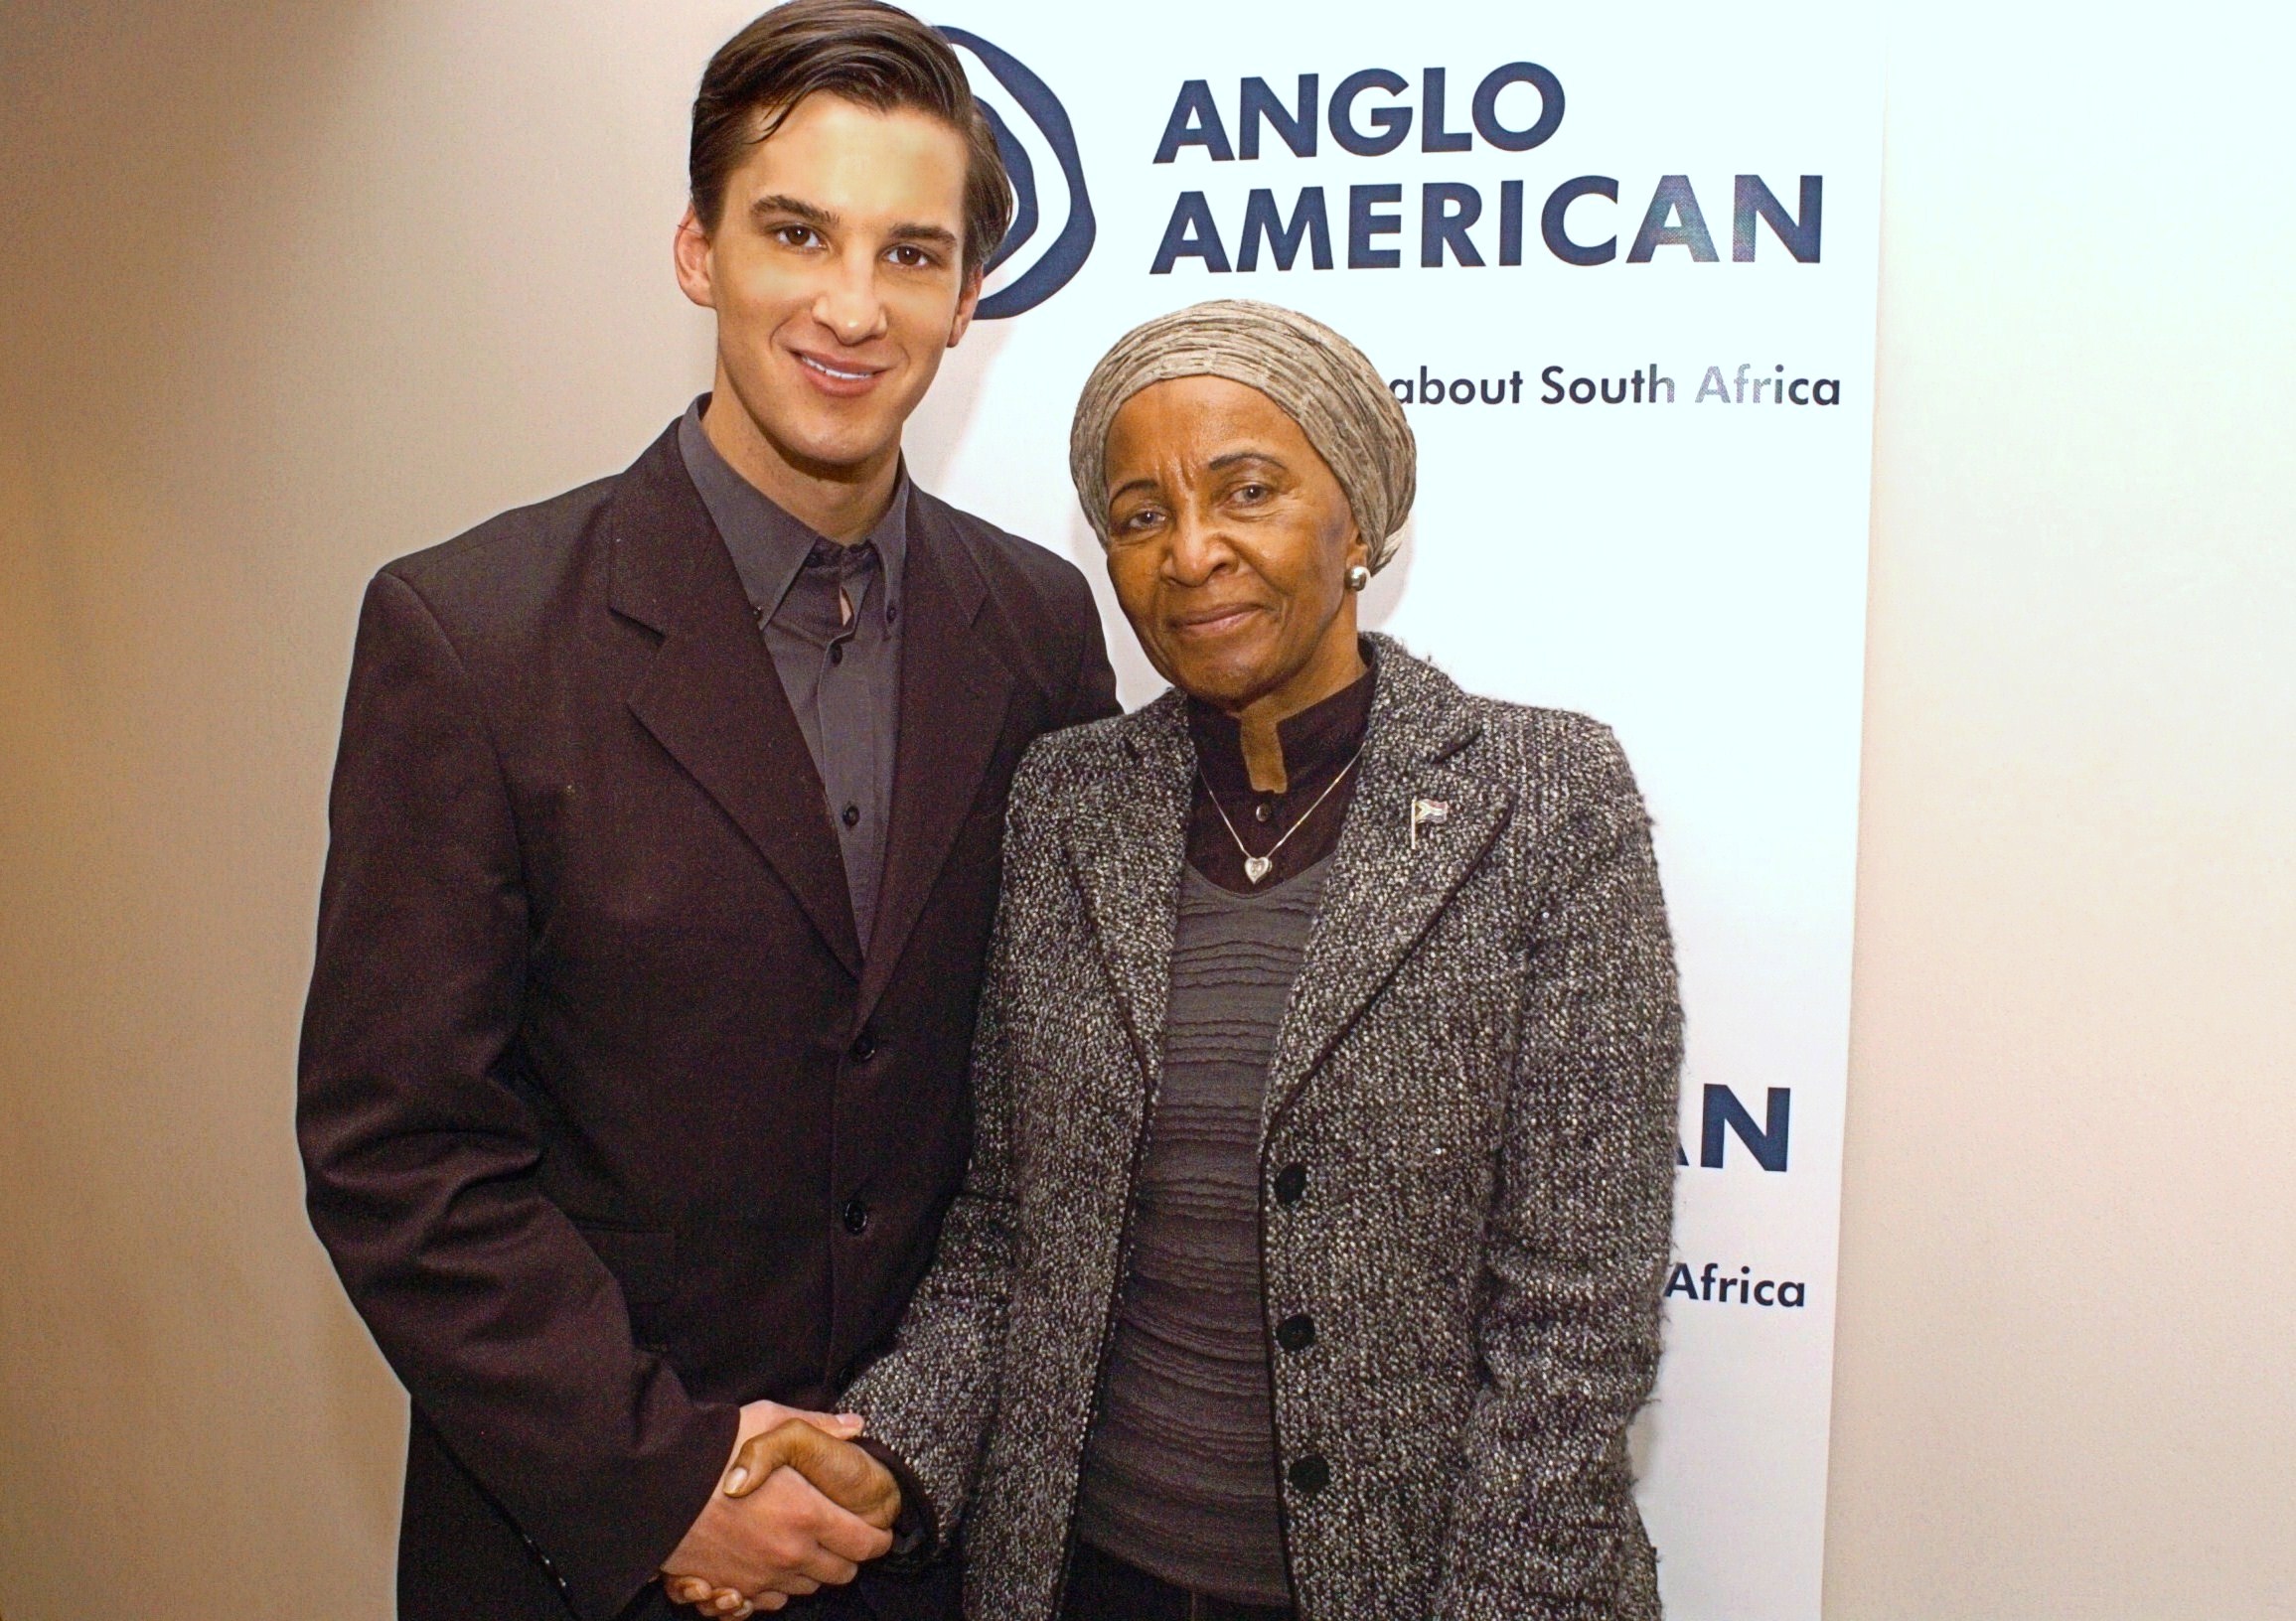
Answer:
[{"xmin": 1068, "ymin": 299, "xmax": 1417, "ymax": 570}]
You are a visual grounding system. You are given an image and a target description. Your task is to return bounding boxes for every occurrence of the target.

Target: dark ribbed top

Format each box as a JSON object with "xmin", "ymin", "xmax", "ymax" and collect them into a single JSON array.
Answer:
[{"xmin": 1072, "ymin": 855, "xmax": 1330, "ymax": 1606}]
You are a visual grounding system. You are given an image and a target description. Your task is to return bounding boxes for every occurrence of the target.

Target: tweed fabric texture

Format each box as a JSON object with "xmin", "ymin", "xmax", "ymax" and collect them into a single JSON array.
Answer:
[
  {"xmin": 840, "ymin": 638, "xmax": 1682, "ymax": 1621},
  {"xmin": 1067, "ymin": 299, "xmax": 1418, "ymax": 569}
]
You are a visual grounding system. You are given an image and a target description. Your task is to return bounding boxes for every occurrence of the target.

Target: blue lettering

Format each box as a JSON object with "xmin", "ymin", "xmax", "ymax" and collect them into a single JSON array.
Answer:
[
  {"xmin": 1700, "ymin": 1084, "xmax": 1790, "ymax": 1172},
  {"xmin": 1240, "ymin": 74, "xmax": 1318, "ymax": 159},
  {"xmin": 1627, "ymin": 175, "xmax": 1719, "ymax": 262},
  {"xmin": 1734, "ymin": 174, "xmax": 1822, "ymax": 262},
  {"xmin": 1153, "ymin": 79, "xmax": 1234, "ymax": 163},
  {"xmin": 1347, "ymin": 183, "xmax": 1404, "ymax": 268},
  {"xmin": 1330, "ymin": 68, "xmax": 1412, "ymax": 157},
  {"xmin": 1238, "ymin": 187, "xmax": 1333, "ymax": 270},
  {"xmin": 1542, "ymin": 176, "xmax": 1617, "ymax": 266},
  {"xmin": 1421, "ymin": 68, "xmax": 1471, "ymax": 152},
  {"xmin": 1149, "ymin": 191, "xmax": 1232, "ymax": 273},
  {"xmin": 1421, "ymin": 182, "xmax": 1484, "ymax": 267},
  {"xmin": 1498, "ymin": 179, "xmax": 1524, "ymax": 266},
  {"xmin": 1471, "ymin": 62, "xmax": 1565, "ymax": 151}
]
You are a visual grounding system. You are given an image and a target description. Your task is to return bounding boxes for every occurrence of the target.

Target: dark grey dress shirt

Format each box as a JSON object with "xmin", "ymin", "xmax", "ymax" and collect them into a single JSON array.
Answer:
[{"xmin": 679, "ymin": 399, "xmax": 906, "ymax": 954}]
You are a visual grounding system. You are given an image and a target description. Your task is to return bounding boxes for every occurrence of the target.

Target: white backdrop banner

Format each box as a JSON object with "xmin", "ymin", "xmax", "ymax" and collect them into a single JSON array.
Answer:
[{"xmin": 901, "ymin": 6, "xmax": 1880, "ymax": 1616}]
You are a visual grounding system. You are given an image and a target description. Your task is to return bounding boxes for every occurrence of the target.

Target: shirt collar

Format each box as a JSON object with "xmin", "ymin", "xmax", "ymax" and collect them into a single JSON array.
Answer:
[
  {"xmin": 677, "ymin": 395, "xmax": 910, "ymax": 620},
  {"xmin": 1187, "ymin": 640, "xmax": 1378, "ymax": 802}
]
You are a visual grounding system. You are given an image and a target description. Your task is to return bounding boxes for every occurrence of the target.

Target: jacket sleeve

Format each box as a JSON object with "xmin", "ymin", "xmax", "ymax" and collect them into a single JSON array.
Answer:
[
  {"xmin": 835, "ymin": 771, "xmax": 1042, "ymax": 1555},
  {"xmin": 1434, "ymin": 722, "xmax": 1683, "ymax": 1620},
  {"xmin": 297, "ymin": 571, "xmax": 736, "ymax": 1620}
]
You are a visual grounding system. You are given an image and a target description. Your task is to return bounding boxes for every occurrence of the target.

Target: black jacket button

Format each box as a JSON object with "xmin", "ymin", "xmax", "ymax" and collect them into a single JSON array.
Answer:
[
  {"xmin": 1276, "ymin": 1313, "xmax": 1316, "ymax": 1352},
  {"xmin": 842, "ymin": 1199, "xmax": 870, "ymax": 1236},
  {"xmin": 1287, "ymin": 1454, "xmax": 1330, "ymax": 1495},
  {"xmin": 1273, "ymin": 1163, "xmax": 1307, "ymax": 1206},
  {"xmin": 848, "ymin": 1029, "xmax": 876, "ymax": 1063}
]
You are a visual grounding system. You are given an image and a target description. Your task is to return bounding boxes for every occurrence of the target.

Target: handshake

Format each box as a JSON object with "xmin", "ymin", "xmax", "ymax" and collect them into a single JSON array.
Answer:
[{"xmin": 660, "ymin": 1400, "xmax": 905, "ymax": 1618}]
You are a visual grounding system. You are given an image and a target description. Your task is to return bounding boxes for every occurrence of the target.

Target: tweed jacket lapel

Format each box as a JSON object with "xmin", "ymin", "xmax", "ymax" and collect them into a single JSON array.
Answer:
[
  {"xmin": 1263, "ymin": 641, "xmax": 1514, "ymax": 1124},
  {"xmin": 1060, "ymin": 691, "xmax": 1192, "ymax": 1093}
]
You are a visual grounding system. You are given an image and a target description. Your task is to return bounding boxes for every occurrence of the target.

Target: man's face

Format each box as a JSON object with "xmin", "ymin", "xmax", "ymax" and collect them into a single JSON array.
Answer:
[{"xmin": 676, "ymin": 93, "xmax": 980, "ymax": 479}]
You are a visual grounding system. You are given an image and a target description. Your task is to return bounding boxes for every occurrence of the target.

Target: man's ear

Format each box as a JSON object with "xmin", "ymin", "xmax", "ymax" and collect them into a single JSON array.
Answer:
[
  {"xmin": 946, "ymin": 264, "xmax": 985, "ymax": 349},
  {"xmin": 673, "ymin": 203, "xmax": 718, "ymax": 311}
]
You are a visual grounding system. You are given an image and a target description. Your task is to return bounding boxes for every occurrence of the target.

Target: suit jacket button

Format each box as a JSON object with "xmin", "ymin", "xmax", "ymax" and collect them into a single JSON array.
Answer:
[
  {"xmin": 1287, "ymin": 1454, "xmax": 1330, "ymax": 1495},
  {"xmin": 1273, "ymin": 1163, "xmax": 1307, "ymax": 1206},
  {"xmin": 1276, "ymin": 1313, "xmax": 1315, "ymax": 1352},
  {"xmin": 842, "ymin": 1198, "xmax": 871, "ymax": 1236},
  {"xmin": 848, "ymin": 1028, "xmax": 877, "ymax": 1063}
]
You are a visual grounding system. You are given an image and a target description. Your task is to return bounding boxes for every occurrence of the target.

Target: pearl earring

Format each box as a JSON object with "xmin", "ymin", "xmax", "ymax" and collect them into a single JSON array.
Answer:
[{"xmin": 1344, "ymin": 564, "xmax": 1372, "ymax": 592}]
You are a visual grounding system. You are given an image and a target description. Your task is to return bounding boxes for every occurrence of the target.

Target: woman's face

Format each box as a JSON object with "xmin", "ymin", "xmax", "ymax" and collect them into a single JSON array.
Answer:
[{"xmin": 1101, "ymin": 375, "xmax": 1370, "ymax": 716}]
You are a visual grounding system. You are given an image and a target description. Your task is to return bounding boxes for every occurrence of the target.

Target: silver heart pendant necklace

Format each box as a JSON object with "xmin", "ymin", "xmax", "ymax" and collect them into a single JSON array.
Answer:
[{"xmin": 1201, "ymin": 745, "xmax": 1365, "ymax": 885}]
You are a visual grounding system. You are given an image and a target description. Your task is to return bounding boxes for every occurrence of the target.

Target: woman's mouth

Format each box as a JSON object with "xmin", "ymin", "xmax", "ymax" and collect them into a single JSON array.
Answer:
[{"xmin": 1168, "ymin": 604, "xmax": 1263, "ymax": 639}]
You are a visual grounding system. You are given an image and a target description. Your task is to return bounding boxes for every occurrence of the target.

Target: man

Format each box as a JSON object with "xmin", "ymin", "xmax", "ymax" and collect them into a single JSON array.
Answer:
[{"xmin": 297, "ymin": 4, "xmax": 1119, "ymax": 1617}]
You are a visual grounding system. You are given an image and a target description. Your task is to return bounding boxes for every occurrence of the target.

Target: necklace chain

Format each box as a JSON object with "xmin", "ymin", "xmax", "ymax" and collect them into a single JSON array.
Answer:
[{"xmin": 1201, "ymin": 744, "xmax": 1366, "ymax": 883}]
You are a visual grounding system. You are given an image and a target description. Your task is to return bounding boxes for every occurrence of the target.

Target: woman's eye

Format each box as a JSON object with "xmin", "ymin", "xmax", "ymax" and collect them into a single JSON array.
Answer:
[
  {"xmin": 1232, "ymin": 482, "xmax": 1271, "ymax": 504},
  {"xmin": 1114, "ymin": 508, "xmax": 1164, "ymax": 535}
]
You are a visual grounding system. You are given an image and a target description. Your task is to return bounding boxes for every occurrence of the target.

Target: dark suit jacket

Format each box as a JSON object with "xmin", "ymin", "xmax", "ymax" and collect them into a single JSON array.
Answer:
[{"xmin": 298, "ymin": 420, "xmax": 1119, "ymax": 1621}]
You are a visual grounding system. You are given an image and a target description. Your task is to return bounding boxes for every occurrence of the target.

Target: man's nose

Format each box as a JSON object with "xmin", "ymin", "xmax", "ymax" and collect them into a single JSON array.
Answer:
[{"xmin": 813, "ymin": 250, "xmax": 889, "ymax": 345}]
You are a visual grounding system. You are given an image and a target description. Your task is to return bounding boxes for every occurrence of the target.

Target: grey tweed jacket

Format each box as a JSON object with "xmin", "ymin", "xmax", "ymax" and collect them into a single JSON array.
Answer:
[{"xmin": 842, "ymin": 637, "xmax": 1682, "ymax": 1620}]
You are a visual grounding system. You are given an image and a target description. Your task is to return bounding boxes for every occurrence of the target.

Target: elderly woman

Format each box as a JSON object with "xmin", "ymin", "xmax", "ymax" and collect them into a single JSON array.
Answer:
[{"xmin": 715, "ymin": 299, "xmax": 1683, "ymax": 1620}]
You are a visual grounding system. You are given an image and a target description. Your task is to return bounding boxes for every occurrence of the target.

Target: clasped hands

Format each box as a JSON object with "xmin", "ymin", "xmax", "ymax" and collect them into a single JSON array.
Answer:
[{"xmin": 661, "ymin": 1400, "xmax": 902, "ymax": 1618}]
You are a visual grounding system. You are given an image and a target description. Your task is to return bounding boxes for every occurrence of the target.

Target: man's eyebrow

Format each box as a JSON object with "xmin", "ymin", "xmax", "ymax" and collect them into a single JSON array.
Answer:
[
  {"xmin": 886, "ymin": 221, "xmax": 961, "ymax": 247},
  {"xmin": 749, "ymin": 194, "xmax": 837, "ymax": 228}
]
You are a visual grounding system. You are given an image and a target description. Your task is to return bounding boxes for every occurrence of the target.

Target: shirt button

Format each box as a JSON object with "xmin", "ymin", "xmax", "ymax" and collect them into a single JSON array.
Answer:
[
  {"xmin": 1273, "ymin": 1163, "xmax": 1307, "ymax": 1206},
  {"xmin": 830, "ymin": 642, "xmax": 844, "ymax": 665},
  {"xmin": 1276, "ymin": 1313, "xmax": 1316, "ymax": 1352},
  {"xmin": 842, "ymin": 804, "xmax": 860, "ymax": 828},
  {"xmin": 1287, "ymin": 1454, "xmax": 1330, "ymax": 1495},
  {"xmin": 848, "ymin": 1029, "xmax": 877, "ymax": 1063},
  {"xmin": 885, "ymin": 602, "xmax": 898, "ymax": 624},
  {"xmin": 842, "ymin": 1199, "xmax": 870, "ymax": 1236},
  {"xmin": 1253, "ymin": 801, "xmax": 1274, "ymax": 823}
]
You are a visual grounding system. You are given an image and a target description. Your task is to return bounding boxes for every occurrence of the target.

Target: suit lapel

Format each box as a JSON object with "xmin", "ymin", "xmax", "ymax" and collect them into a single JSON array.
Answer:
[
  {"xmin": 1061, "ymin": 695, "xmax": 1191, "ymax": 1092},
  {"xmin": 1263, "ymin": 651, "xmax": 1512, "ymax": 1125},
  {"xmin": 608, "ymin": 425, "xmax": 862, "ymax": 977},
  {"xmin": 855, "ymin": 494, "xmax": 1017, "ymax": 1023}
]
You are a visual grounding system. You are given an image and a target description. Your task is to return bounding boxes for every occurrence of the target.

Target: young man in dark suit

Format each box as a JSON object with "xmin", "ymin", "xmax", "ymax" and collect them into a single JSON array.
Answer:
[{"xmin": 296, "ymin": 5, "xmax": 1118, "ymax": 1618}]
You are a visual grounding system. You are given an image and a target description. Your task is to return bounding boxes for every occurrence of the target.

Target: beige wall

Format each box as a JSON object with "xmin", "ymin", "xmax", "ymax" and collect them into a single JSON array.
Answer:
[{"xmin": 1, "ymin": 4, "xmax": 2288, "ymax": 1618}]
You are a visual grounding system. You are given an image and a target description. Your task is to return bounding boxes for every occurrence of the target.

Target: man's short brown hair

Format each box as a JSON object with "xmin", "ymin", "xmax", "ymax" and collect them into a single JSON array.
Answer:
[{"xmin": 690, "ymin": 0, "xmax": 1013, "ymax": 275}]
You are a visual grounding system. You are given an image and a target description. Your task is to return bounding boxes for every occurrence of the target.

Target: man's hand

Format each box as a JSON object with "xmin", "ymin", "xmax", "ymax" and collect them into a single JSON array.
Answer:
[{"xmin": 661, "ymin": 1402, "xmax": 900, "ymax": 1617}]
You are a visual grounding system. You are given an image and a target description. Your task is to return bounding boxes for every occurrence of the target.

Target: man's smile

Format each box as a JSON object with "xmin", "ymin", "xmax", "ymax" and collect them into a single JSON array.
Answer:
[{"xmin": 790, "ymin": 348, "xmax": 891, "ymax": 395}]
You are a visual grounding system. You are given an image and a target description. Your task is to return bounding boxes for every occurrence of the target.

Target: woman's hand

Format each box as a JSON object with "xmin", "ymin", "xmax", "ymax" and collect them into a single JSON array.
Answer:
[
  {"xmin": 662, "ymin": 1407, "xmax": 898, "ymax": 1617},
  {"xmin": 716, "ymin": 1418, "xmax": 901, "ymax": 1530}
]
